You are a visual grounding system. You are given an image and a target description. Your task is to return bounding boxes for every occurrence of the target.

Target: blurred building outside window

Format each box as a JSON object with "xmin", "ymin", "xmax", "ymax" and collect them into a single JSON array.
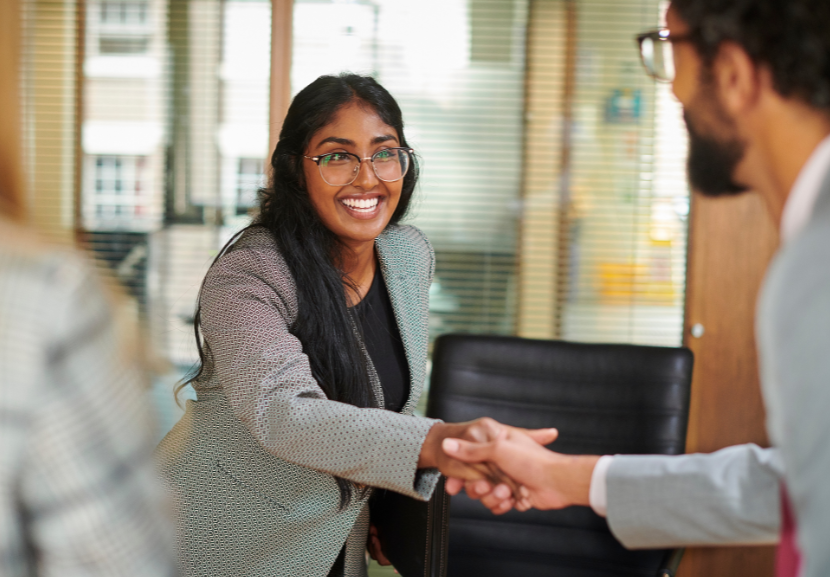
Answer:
[
  {"xmin": 85, "ymin": 155, "xmax": 152, "ymax": 225},
  {"xmin": 75, "ymin": 0, "xmax": 271, "ymax": 435},
  {"xmin": 97, "ymin": 0, "xmax": 153, "ymax": 54},
  {"xmin": 100, "ymin": 0, "xmax": 150, "ymax": 25}
]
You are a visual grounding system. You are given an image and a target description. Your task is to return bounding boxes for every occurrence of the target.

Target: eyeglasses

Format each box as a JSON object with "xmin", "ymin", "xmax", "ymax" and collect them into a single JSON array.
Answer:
[
  {"xmin": 636, "ymin": 28, "xmax": 693, "ymax": 82},
  {"xmin": 303, "ymin": 147, "xmax": 414, "ymax": 187}
]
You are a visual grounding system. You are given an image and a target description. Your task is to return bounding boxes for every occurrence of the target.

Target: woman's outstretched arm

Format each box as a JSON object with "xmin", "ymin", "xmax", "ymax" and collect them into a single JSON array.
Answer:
[{"xmin": 199, "ymin": 242, "xmax": 494, "ymax": 499}]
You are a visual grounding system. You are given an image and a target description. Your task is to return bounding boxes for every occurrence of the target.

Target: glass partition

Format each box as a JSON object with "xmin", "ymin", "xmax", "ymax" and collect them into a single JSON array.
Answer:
[{"xmin": 519, "ymin": 0, "xmax": 688, "ymax": 346}]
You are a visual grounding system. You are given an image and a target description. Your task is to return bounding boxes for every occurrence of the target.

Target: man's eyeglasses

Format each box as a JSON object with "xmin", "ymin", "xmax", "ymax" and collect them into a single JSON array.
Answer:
[
  {"xmin": 636, "ymin": 29, "xmax": 693, "ymax": 82},
  {"xmin": 303, "ymin": 148, "xmax": 414, "ymax": 187}
]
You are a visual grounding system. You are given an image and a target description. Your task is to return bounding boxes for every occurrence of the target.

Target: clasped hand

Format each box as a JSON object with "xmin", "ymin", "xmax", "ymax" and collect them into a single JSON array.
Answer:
[
  {"xmin": 418, "ymin": 418, "xmax": 558, "ymax": 513},
  {"xmin": 371, "ymin": 420, "xmax": 599, "ymax": 566},
  {"xmin": 441, "ymin": 426, "xmax": 600, "ymax": 515}
]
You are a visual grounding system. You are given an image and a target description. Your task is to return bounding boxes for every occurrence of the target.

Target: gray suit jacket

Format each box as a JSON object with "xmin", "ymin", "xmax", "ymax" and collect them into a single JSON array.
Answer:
[
  {"xmin": 157, "ymin": 225, "xmax": 441, "ymax": 577},
  {"xmin": 605, "ymin": 173, "xmax": 830, "ymax": 577}
]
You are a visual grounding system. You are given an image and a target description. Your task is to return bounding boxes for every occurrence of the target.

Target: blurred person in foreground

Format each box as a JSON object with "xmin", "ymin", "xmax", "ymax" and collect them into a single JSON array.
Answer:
[
  {"xmin": 443, "ymin": 1, "xmax": 830, "ymax": 576},
  {"xmin": 0, "ymin": 3, "xmax": 176, "ymax": 575}
]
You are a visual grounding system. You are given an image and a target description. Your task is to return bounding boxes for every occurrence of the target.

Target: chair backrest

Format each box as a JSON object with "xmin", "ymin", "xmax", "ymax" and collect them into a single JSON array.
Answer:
[{"xmin": 427, "ymin": 334, "xmax": 694, "ymax": 577}]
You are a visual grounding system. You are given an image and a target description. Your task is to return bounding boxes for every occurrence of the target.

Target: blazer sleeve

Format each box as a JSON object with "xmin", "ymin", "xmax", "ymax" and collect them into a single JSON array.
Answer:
[
  {"xmin": 197, "ymin": 244, "xmax": 439, "ymax": 500},
  {"xmin": 605, "ymin": 444, "xmax": 782, "ymax": 548}
]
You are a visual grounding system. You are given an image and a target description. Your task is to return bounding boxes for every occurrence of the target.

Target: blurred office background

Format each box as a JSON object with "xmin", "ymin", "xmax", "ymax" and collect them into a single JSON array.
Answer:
[{"xmin": 17, "ymin": 0, "xmax": 687, "ymax": 458}]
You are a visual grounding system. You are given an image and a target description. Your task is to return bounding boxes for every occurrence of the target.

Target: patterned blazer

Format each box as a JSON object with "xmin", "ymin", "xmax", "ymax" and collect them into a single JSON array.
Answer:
[
  {"xmin": 157, "ymin": 224, "xmax": 441, "ymax": 577},
  {"xmin": 0, "ymin": 219, "xmax": 176, "ymax": 577}
]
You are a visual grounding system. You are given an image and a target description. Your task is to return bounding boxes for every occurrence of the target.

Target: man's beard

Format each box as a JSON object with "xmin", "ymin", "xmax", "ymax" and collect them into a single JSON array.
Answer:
[{"xmin": 684, "ymin": 110, "xmax": 748, "ymax": 197}]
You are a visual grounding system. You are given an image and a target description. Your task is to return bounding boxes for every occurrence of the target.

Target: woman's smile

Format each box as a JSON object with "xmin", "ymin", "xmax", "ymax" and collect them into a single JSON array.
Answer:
[{"xmin": 339, "ymin": 194, "xmax": 383, "ymax": 219}]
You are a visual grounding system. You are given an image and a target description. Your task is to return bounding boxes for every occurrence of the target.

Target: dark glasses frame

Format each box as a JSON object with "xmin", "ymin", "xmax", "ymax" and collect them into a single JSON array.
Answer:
[
  {"xmin": 635, "ymin": 28, "xmax": 694, "ymax": 82},
  {"xmin": 302, "ymin": 147, "xmax": 415, "ymax": 186}
]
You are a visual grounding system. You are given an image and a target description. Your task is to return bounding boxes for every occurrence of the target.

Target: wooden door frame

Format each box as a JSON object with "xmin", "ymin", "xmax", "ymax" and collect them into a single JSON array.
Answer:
[{"xmin": 269, "ymin": 0, "xmax": 293, "ymax": 160}]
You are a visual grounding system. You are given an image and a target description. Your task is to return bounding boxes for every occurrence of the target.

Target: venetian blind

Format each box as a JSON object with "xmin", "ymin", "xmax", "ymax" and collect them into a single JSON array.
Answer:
[
  {"xmin": 19, "ymin": 0, "xmax": 80, "ymax": 242},
  {"xmin": 520, "ymin": 0, "xmax": 689, "ymax": 346}
]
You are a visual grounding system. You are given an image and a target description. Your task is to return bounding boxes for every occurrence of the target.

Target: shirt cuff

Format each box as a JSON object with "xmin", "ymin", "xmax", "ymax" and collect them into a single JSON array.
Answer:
[{"xmin": 589, "ymin": 455, "xmax": 614, "ymax": 517}]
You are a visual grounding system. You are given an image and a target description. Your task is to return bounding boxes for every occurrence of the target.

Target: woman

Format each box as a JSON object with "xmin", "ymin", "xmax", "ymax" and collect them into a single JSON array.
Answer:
[{"xmin": 157, "ymin": 73, "xmax": 551, "ymax": 577}]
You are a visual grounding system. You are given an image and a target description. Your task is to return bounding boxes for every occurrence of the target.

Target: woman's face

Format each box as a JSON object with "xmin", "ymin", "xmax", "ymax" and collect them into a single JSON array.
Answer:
[{"xmin": 303, "ymin": 101, "xmax": 404, "ymax": 248}]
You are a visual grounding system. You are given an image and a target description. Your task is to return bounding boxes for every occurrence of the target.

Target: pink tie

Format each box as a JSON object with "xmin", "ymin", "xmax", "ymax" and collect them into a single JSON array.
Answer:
[{"xmin": 777, "ymin": 485, "xmax": 801, "ymax": 577}]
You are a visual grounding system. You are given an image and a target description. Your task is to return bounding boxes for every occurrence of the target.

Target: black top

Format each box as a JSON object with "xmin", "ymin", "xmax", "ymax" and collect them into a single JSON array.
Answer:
[{"xmin": 353, "ymin": 265, "xmax": 411, "ymax": 413}]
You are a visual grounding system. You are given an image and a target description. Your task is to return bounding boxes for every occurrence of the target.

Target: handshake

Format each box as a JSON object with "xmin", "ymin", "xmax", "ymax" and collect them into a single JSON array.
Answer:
[
  {"xmin": 418, "ymin": 418, "xmax": 600, "ymax": 515},
  {"xmin": 371, "ymin": 419, "xmax": 603, "ymax": 566}
]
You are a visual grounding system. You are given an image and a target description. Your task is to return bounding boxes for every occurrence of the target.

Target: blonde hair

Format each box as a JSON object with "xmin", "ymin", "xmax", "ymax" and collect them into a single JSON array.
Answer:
[{"xmin": 0, "ymin": 0, "xmax": 26, "ymax": 221}]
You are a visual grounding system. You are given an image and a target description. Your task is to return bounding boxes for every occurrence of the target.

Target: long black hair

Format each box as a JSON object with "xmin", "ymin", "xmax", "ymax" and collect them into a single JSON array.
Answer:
[{"xmin": 183, "ymin": 73, "xmax": 419, "ymax": 507}]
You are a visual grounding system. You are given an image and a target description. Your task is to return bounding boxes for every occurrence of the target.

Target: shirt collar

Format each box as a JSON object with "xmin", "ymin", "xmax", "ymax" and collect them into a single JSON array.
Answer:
[{"xmin": 780, "ymin": 134, "xmax": 830, "ymax": 244}]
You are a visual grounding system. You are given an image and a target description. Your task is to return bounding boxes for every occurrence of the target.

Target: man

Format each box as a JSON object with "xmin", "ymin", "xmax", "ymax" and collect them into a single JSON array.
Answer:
[{"xmin": 443, "ymin": 1, "xmax": 830, "ymax": 576}]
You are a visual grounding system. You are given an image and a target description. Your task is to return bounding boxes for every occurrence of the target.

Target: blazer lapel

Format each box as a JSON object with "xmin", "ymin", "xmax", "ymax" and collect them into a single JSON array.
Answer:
[{"xmin": 375, "ymin": 231, "xmax": 430, "ymax": 416}]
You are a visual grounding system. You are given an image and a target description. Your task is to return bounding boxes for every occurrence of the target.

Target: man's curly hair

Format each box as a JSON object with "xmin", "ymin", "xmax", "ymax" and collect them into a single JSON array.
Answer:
[{"xmin": 671, "ymin": 0, "xmax": 830, "ymax": 109}]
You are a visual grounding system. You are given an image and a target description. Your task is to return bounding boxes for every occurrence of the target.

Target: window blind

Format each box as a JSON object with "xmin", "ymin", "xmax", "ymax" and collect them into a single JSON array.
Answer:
[
  {"xmin": 520, "ymin": 0, "xmax": 688, "ymax": 346},
  {"xmin": 19, "ymin": 0, "xmax": 80, "ymax": 241}
]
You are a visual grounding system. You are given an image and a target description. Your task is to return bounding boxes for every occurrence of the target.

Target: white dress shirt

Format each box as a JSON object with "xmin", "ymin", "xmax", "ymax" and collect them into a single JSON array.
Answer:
[{"xmin": 588, "ymin": 133, "xmax": 830, "ymax": 518}]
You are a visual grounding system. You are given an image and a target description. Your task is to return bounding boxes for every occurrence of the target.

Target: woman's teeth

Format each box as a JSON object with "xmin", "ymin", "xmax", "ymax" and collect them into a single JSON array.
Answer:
[{"xmin": 341, "ymin": 197, "xmax": 380, "ymax": 211}]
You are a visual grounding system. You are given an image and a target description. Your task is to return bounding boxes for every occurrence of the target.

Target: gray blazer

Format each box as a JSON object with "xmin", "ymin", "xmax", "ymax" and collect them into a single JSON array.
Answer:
[
  {"xmin": 604, "ymin": 173, "xmax": 830, "ymax": 577},
  {"xmin": 157, "ymin": 224, "xmax": 441, "ymax": 577}
]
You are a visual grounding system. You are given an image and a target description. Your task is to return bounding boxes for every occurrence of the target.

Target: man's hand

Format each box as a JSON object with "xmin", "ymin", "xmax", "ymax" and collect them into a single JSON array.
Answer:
[{"xmin": 442, "ymin": 428, "xmax": 600, "ymax": 513}]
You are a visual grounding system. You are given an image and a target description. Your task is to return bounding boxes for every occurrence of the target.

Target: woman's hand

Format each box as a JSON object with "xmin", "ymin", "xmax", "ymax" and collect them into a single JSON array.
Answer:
[{"xmin": 367, "ymin": 524, "xmax": 392, "ymax": 566}]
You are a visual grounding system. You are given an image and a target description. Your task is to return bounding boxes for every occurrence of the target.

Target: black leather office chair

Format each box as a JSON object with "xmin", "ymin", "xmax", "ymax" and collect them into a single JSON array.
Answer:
[{"xmin": 427, "ymin": 334, "xmax": 694, "ymax": 577}]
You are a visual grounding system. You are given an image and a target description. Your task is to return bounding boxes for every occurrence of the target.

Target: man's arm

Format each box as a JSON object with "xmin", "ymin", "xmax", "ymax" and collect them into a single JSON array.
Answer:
[
  {"xmin": 605, "ymin": 445, "xmax": 781, "ymax": 548},
  {"xmin": 442, "ymin": 428, "xmax": 598, "ymax": 511},
  {"xmin": 443, "ymin": 433, "xmax": 782, "ymax": 548}
]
